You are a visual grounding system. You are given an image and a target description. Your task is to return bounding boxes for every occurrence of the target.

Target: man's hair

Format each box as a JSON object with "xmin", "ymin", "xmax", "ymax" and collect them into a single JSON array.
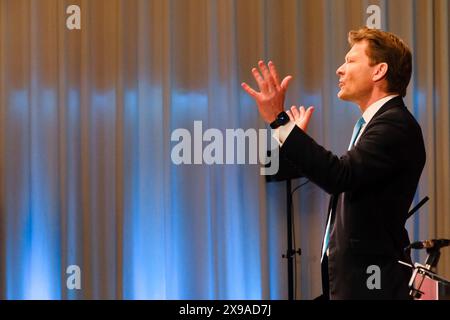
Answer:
[{"xmin": 348, "ymin": 27, "xmax": 412, "ymax": 97}]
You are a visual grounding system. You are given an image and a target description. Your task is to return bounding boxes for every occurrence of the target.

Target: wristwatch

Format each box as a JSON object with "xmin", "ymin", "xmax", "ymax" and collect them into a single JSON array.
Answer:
[{"xmin": 270, "ymin": 111, "xmax": 290, "ymax": 129}]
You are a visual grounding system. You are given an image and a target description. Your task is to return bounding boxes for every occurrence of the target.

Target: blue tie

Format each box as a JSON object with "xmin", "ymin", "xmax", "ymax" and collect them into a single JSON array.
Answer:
[
  {"xmin": 348, "ymin": 117, "xmax": 366, "ymax": 150},
  {"xmin": 321, "ymin": 117, "xmax": 366, "ymax": 261}
]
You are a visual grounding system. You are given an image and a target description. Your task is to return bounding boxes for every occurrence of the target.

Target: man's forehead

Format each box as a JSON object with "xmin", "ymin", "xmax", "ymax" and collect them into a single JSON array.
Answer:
[{"xmin": 345, "ymin": 42, "xmax": 367, "ymax": 58}]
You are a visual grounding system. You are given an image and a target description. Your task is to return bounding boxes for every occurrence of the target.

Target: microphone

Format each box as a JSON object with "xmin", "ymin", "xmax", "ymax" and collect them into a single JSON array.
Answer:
[{"xmin": 408, "ymin": 239, "xmax": 450, "ymax": 250}]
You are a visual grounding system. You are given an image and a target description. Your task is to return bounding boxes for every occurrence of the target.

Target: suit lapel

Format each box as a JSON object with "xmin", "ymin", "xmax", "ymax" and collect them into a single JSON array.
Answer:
[{"xmin": 357, "ymin": 96, "xmax": 405, "ymax": 142}]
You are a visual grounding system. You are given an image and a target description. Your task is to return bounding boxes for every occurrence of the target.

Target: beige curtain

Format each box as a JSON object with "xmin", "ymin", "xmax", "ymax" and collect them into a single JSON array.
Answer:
[{"xmin": 0, "ymin": 0, "xmax": 448, "ymax": 299}]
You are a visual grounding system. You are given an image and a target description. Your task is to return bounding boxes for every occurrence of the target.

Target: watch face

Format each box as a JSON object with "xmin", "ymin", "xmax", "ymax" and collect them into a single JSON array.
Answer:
[
  {"xmin": 270, "ymin": 111, "xmax": 290, "ymax": 129},
  {"xmin": 279, "ymin": 112, "xmax": 289, "ymax": 121},
  {"xmin": 279, "ymin": 111, "xmax": 289, "ymax": 123}
]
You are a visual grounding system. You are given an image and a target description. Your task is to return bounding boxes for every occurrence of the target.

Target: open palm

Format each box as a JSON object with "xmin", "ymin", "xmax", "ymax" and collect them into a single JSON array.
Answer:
[{"xmin": 241, "ymin": 60, "xmax": 293, "ymax": 124}]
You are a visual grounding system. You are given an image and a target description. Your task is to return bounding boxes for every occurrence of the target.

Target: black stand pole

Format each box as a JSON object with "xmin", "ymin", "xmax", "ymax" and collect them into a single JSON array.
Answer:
[
  {"xmin": 282, "ymin": 179, "xmax": 301, "ymax": 300},
  {"xmin": 286, "ymin": 179, "xmax": 294, "ymax": 300},
  {"xmin": 265, "ymin": 150, "xmax": 302, "ymax": 300}
]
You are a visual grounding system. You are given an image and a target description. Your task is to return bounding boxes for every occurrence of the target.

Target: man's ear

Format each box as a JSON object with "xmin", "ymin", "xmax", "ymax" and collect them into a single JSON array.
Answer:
[{"xmin": 373, "ymin": 62, "xmax": 388, "ymax": 82}]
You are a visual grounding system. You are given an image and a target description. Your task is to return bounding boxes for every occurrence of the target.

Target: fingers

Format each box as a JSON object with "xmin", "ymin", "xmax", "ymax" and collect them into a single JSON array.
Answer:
[
  {"xmin": 251, "ymin": 67, "xmax": 267, "ymax": 92},
  {"xmin": 244, "ymin": 60, "xmax": 291, "ymax": 102},
  {"xmin": 290, "ymin": 106, "xmax": 300, "ymax": 120},
  {"xmin": 289, "ymin": 105, "xmax": 315, "ymax": 131},
  {"xmin": 241, "ymin": 82, "xmax": 259, "ymax": 98},
  {"xmin": 258, "ymin": 60, "xmax": 276, "ymax": 91},
  {"xmin": 299, "ymin": 106, "xmax": 305, "ymax": 120},
  {"xmin": 268, "ymin": 61, "xmax": 281, "ymax": 88},
  {"xmin": 304, "ymin": 106, "xmax": 315, "ymax": 120},
  {"xmin": 302, "ymin": 106, "xmax": 315, "ymax": 130},
  {"xmin": 285, "ymin": 110, "xmax": 294, "ymax": 122}
]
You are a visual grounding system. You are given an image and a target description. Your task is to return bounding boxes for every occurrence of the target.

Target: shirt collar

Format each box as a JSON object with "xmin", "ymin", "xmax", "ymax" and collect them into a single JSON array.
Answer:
[{"xmin": 361, "ymin": 94, "xmax": 399, "ymax": 124}]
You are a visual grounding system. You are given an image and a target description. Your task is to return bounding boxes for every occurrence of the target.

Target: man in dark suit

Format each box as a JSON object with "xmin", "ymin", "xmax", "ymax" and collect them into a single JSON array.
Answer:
[{"xmin": 242, "ymin": 27, "xmax": 426, "ymax": 299}]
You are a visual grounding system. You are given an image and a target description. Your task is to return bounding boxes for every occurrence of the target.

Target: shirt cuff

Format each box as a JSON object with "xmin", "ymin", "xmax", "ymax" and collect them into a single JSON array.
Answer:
[{"xmin": 272, "ymin": 121, "xmax": 296, "ymax": 147}]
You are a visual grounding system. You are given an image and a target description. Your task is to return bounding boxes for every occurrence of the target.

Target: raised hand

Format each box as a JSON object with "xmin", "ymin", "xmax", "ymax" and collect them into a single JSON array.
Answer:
[
  {"xmin": 286, "ymin": 105, "xmax": 315, "ymax": 132},
  {"xmin": 241, "ymin": 60, "xmax": 293, "ymax": 124}
]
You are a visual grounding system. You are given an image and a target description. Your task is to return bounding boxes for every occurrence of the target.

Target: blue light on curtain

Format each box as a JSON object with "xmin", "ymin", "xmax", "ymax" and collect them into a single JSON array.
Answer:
[{"xmin": 6, "ymin": 89, "xmax": 61, "ymax": 299}]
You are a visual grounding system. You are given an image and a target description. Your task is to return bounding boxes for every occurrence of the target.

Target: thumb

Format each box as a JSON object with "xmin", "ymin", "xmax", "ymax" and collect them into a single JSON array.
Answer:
[
  {"xmin": 301, "ymin": 106, "xmax": 315, "ymax": 131},
  {"xmin": 280, "ymin": 75, "xmax": 293, "ymax": 90},
  {"xmin": 303, "ymin": 106, "xmax": 314, "ymax": 123}
]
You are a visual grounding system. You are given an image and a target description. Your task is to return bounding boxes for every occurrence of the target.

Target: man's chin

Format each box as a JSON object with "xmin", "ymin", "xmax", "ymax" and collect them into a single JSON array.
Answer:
[{"xmin": 337, "ymin": 90, "xmax": 352, "ymax": 101}]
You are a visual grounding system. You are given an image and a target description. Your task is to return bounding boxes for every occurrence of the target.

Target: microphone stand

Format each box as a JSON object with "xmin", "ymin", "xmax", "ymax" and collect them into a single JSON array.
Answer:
[
  {"xmin": 281, "ymin": 180, "xmax": 302, "ymax": 300},
  {"xmin": 265, "ymin": 151, "xmax": 302, "ymax": 300}
]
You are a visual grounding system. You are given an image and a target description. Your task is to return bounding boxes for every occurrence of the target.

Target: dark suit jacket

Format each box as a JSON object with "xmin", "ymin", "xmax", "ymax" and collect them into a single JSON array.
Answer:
[{"xmin": 279, "ymin": 96, "xmax": 426, "ymax": 299}]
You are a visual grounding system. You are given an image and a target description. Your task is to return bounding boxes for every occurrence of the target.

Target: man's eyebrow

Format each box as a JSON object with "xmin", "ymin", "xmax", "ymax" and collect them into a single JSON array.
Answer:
[{"xmin": 345, "ymin": 53, "xmax": 356, "ymax": 61}]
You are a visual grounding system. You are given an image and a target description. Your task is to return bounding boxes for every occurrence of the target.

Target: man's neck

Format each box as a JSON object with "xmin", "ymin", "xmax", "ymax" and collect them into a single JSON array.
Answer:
[{"xmin": 357, "ymin": 91, "xmax": 398, "ymax": 113}]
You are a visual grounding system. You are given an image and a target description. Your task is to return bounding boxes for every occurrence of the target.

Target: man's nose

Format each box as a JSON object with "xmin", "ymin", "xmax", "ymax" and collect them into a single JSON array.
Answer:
[{"xmin": 336, "ymin": 63, "xmax": 345, "ymax": 76}]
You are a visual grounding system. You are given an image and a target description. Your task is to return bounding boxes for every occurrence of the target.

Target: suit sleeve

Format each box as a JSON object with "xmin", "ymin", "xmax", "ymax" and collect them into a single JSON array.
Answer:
[{"xmin": 279, "ymin": 115, "xmax": 411, "ymax": 194}]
